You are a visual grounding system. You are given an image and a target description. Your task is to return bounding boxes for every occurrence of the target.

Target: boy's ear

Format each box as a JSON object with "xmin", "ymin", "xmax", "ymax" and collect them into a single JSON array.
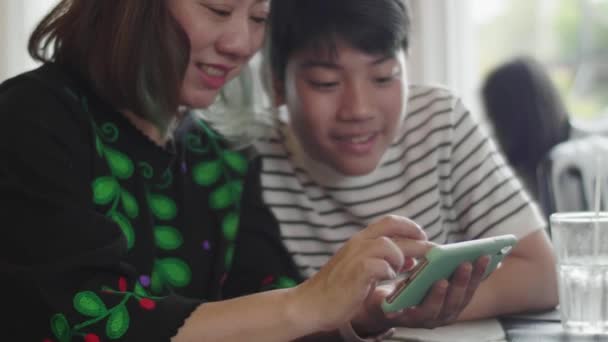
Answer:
[{"xmin": 272, "ymin": 76, "xmax": 286, "ymax": 106}]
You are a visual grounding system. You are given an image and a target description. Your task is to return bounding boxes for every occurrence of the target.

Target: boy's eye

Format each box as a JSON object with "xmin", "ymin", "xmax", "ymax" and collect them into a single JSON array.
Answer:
[
  {"xmin": 375, "ymin": 76, "xmax": 394, "ymax": 83},
  {"xmin": 308, "ymin": 80, "xmax": 339, "ymax": 90}
]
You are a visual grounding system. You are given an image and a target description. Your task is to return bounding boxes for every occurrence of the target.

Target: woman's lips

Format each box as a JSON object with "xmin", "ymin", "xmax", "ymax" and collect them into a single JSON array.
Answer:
[{"xmin": 197, "ymin": 63, "xmax": 233, "ymax": 90}]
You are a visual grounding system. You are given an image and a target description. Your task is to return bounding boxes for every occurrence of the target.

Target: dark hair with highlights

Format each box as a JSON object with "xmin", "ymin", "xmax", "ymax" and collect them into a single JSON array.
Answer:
[
  {"xmin": 28, "ymin": 0, "xmax": 190, "ymax": 131},
  {"xmin": 267, "ymin": 0, "xmax": 410, "ymax": 83}
]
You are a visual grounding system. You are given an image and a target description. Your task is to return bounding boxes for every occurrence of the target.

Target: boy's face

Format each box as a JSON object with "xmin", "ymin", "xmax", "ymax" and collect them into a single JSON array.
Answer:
[{"xmin": 280, "ymin": 40, "xmax": 408, "ymax": 176}]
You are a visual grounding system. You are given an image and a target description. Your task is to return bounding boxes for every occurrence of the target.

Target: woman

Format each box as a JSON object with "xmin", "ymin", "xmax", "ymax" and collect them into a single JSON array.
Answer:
[
  {"xmin": 482, "ymin": 56, "xmax": 570, "ymax": 200},
  {"xmin": 0, "ymin": 1, "xmax": 430, "ymax": 341}
]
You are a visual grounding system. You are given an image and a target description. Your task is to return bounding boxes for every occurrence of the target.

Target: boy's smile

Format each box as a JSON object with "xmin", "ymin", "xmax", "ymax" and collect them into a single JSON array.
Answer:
[{"xmin": 280, "ymin": 40, "xmax": 409, "ymax": 176}]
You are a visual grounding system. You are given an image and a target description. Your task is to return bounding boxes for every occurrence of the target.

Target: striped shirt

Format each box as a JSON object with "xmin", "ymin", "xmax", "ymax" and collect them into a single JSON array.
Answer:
[{"xmin": 255, "ymin": 85, "xmax": 546, "ymax": 277}]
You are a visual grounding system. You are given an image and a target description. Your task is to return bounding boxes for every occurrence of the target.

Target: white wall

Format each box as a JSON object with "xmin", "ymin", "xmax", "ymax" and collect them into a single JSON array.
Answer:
[
  {"xmin": 407, "ymin": 0, "xmax": 480, "ymax": 114},
  {"xmin": 0, "ymin": 0, "xmax": 57, "ymax": 81}
]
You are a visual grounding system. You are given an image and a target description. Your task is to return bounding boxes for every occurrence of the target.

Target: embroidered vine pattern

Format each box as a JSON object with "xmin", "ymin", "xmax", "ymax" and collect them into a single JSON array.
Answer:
[
  {"xmin": 136, "ymin": 161, "xmax": 192, "ymax": 294},
  {"xmin": 91, "ymin": 122, "xmax": 139, "ymax": 250},
  {"xmin": 189, "ymin": 119, "xmax": 298, "ymax": 290},
  {"xmin": 188, "ymin": 119, "xmax": 247, "ymax": 271},
  {"xmin": 46, "ymin": 277, "xmax": 161, "ymax": 342},
  {"xmin": 49, "ymin": 128, "xmax": 189, "ymax": 340}
]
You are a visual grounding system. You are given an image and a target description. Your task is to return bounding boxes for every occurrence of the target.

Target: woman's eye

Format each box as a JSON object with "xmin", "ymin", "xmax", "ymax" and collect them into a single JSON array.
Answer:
[
  {"xmin": 250, "ymin": 15, "xmax": 268, "ymax": 24},
  {"xmin": 205, "ymin": 6, "xmax": 231, "ymax": 17}
]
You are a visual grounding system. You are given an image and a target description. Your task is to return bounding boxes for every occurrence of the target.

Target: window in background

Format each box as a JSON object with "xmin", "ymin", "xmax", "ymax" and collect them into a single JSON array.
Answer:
[
  {"xmin": 0, "ymin": 0, "xmax": 58, "ymax": 81},
  {"xmin": 470, "ymin": 0, "xmax": 608, "ymax": 123}
]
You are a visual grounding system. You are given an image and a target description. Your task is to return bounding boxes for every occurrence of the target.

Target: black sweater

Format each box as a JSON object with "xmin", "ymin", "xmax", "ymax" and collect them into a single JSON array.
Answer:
[{"xmin": 0, "ymin": 64, "xmax": 301, "ymax": 341}]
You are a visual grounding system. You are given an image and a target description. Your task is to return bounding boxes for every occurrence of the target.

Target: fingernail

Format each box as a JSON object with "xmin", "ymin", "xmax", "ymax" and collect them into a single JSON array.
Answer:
[{"xmin": 401, "ymin": 257, "xmax": 414, "ymax": 272}]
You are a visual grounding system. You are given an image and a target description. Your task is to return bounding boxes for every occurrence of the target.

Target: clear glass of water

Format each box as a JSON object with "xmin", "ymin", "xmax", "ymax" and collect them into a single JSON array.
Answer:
[{"xmin": 551, "ymin": 212, "xmax": 608, "ymax": 335}]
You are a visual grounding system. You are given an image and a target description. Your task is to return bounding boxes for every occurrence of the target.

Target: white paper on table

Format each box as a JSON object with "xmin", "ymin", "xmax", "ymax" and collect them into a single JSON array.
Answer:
[{"xmin": 386, "ymin": 318, "xmax": 506, "ymax": 342}]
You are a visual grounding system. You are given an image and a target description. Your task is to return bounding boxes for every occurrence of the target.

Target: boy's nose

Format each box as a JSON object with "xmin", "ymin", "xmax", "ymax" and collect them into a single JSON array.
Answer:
[{"xmin": 338, "ymin": 82, "xmax": 374, "ymax": 121}]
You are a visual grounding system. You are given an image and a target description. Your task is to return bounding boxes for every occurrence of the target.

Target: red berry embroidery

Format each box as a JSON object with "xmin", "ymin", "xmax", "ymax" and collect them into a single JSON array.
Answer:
[
  {"xmin": 84, "ymin": 333, "xmax": 100, "ymax": 342},
  {"xmin": 261, "ymin": 275, "xmax": 275, "ymax": 286},
  {"xmin": 139, "ymin": 298, "xmax": 156, "ymax": 310},
  {"xmin": 118, "ymin": 277, "xmax": 128, "ymax": 292}
]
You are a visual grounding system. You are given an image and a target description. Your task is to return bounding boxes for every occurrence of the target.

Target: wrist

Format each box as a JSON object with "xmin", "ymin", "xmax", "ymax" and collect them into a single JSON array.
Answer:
[{"xmin": 284, "ymin": 285, "xmax": 323, "ymax": 336}]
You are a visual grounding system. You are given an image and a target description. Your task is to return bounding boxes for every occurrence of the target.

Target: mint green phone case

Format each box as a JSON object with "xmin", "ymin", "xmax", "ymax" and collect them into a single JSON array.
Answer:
[{"xmin": 381, "ymin": 234, "xmax": 518, "ymax": 313}]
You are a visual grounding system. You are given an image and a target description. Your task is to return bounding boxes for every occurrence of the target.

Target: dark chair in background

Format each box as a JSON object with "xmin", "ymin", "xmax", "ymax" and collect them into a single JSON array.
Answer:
[{"xmin": 482, "ymin": 56, "xmax": 570, "ymax": 201}]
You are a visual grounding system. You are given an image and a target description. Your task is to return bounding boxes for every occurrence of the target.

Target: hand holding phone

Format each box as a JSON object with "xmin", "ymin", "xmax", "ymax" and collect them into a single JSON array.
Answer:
[{"xmin": 381, "ymin": 234, "xmax": 518, "ymax": 313}]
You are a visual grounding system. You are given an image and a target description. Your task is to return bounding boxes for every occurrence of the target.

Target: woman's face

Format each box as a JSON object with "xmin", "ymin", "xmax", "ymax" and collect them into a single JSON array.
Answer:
[{"xmin": 168, "ymin": 0, "xmax": 269, "ymax": 108}]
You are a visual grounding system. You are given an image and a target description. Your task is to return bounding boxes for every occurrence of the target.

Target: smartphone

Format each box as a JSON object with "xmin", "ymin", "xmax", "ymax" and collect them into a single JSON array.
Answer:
[{"xmin": 381, "ymin": 234, "xmax": 518, "ymax": 313}]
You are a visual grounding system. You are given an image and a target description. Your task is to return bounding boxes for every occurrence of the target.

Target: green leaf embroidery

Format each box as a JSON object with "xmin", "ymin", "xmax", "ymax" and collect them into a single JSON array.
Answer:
[
  {"xmin": 92, "ymin": 177, "xmax": 119, "ymax": 205},
  {"xmin": 148, "ymin": 194, "xmax": 177, "ymax": 220},
  {"xmin": 154, "ymin": 226, "xmax": 183, "ymax": 250},
  {"xmin": 150, "ymin": 269, "xmax": 163, "ymax": 294},
  {"xmin": 134, "ymin": 283, "xmax": 149, "ymax": 297},
  {"xmin": 106, "ymin": 304, "xmax": 130, "ymax": 339},
  {"xmin": 73, "ymin": 291, "xmax": 107, "ymax": 317},
  {"xmin": 224, "ymin": 245, "xmax": 235, "ymax": 268},
  {"xmin": 157, "ymin": 258, "xmax": 192, "ymax": 288},
  {"xmin": 95, "ymin": 134, "xmax": 104, "ymax": 157},
  {"xmin": 120, "ymin": 190, "xmax": 139, "ymax": 219},
  {"xmin": 110, "ymin": 212, "xmax": 135, "ymax": 250},
  {"xmin": 222, "ymin": 151, "xmax": 247, "ymax": 175},
  {"xmin": 277, "ymin": 276, "xmax": 298, "ymax": 289},
  {"xmin": 192, "ymin": 160, "xmax": 222, "ymax": 186},
  {"xmin": 50, "ymin": 314, "xmax": 71, "ymax": 342},
  {"xmin": 104, "ymin": 148, "xmax": 134, "ymax": 179},
  {"xmin": 222, "ymin": 212, "xmax": 239, "ymax": 242},
  {"xmin": 209, "ymin": 181, "xmax": 242, "ymax": 210}
]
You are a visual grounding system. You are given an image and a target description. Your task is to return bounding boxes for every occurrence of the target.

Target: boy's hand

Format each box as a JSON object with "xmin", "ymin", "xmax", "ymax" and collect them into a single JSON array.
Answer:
[
  {"xmin": 352, "ymin": 255, "xmax": 490, "ymax": 334},
  {"xmin": 290, "ymin": 215, "xmax": 431, "ymax": 333}
]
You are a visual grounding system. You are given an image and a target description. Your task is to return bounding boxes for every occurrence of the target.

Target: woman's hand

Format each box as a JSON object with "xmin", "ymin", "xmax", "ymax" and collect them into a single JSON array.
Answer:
[
  {"xmin": 352, "ymin": 255, "xmax": 490, "ymax": 335},
  {"xmin": 289, "ymin": 215, "xmax": 432, "ymax": 333}
]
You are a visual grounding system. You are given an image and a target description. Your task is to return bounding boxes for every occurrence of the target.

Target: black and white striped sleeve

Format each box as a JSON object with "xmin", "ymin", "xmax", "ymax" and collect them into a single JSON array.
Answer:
[{"xmin": 446, "ymin": 100, "xmax": 546, "ymax": 240}]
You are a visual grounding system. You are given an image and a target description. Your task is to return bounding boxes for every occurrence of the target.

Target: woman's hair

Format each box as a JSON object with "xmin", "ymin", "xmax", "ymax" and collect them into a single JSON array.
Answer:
[
  {"xmin": 28, "ymin": 0, "xmax": 189, "ymax": 132},
  {"xmin": 267, "ymin": 0, "xmax": 411, "ymax": 83},
  {"xmin": 482, "ymin": 56, "xmax": 570, "ymax": 196}
]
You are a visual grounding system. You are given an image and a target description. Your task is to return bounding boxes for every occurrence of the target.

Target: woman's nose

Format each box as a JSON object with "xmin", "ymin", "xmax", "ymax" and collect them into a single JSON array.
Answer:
[{"xmin": 216, "ymin": 20, "xmax": 256, "ymax": 60}]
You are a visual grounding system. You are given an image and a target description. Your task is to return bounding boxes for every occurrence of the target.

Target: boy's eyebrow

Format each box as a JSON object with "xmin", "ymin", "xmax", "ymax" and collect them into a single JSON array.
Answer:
[
  {"xmin": 299, "ymin": 61, "xmax": 341, "ymax": 70},
  {"xmin": 298, "ymin": 55, "xmax": 395, "ymax": 70},
  {"xmin": 371, "ymin": 55, "xmax": 394, "ymax": 65}
]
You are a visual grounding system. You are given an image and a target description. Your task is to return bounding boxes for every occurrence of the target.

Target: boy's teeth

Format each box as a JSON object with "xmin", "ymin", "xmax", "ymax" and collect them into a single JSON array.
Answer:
[
  {"xmin": 350, "ymin": 134, "xmax": 373, "ymax": 143},
  {"xmin": 202, "ymin": 66, "xmax": 224, "ymax": 76}
]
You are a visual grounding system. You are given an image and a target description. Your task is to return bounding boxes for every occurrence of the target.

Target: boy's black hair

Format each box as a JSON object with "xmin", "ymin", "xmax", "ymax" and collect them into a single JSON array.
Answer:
[{"xmin": 268, "ymin": 0, "xmax": 410, "ymax": 83}]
